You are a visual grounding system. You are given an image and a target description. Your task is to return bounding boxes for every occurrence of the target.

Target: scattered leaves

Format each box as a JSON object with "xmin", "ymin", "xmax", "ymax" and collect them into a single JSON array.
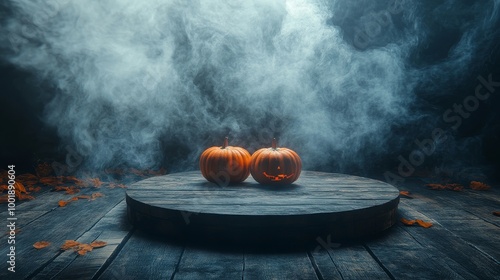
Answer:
[
  {"xmin": 54, "ymin": 186, "xmax": 80, "ymax": 194},
  {"xmin": 17, "ymin": 173, "xmax": 39, "ymax": 185},
  {"xmin": 89, "ymin": 178, "xmax": 103, "ymax": 188},
  {"xmin": 33, "ymin": 241, "xmax": 51, "ymax": 249},
  {"xmin": 469, "ymin": 181, "xmax": 491, "ymax": 191},
  {"xmin": 91, "ymin": 192, "xmax": 104, "ymax": 200},
  {"xmin": 426, "ymin": 183, "xmax": 463, "ymax": 192},
  {"xmin": 493, "ymin": 211, "xmax": 500, "ymax": 217},
  {"xmin": 39, "ymin": 176, "xmax": 64, "ymax": 186},
  {"xmin": 76, "ymin": 244, "xmax": 93, "ymax": 255},
  {"xmin": 0, "ymin": 195, "xmax": 8, "ymax": 203},
  {"xmin": 61, "ymin": 240, "xmax": 81, "ymax": 250},
  {"xmin": 108, "ymin": 182, "xmax": 127, "ymax": 189},
  {"xmin": 27, "ymin": 186, "xmax": 42, "ymax": 192},
  {"xmin": 59, "ymin": 240, "xmax": 106, "ymax": 256},
  {"xmin": 399, "ymin": 190, "xmax": 413, "ymax": 198},
  {"xmin": 401, "ymin": 217, "xmax": 433, "ymax": 228}
]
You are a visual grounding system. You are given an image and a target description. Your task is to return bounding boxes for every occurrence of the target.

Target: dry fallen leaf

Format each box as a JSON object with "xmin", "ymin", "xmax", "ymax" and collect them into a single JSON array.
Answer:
[
  {"xmin": 90, "ymin": 240, "xmax": 107, "ymax": 248},
  {"xmin": 17, "ymin": 173, "xmax": 39, "ymax": 185},
  {"xmin": 27, "ymin": 186, "xmax": 42, "ymax": 192},
  {"xmin": 61, "ymin": 240, "xmax": 81, "ymax": 250},
  {"xmin": 416, "ymin": 219, "xmax": 433, "ymax": 228},
  {"xmin": 91, "ymin": 192, "xmax": 104, "ymax": 200},
  {"xmin": 33, "ymin": 241, "xmax": 51, "ymax": 249},
  {"xmin": 426, "ymin": 183, "xmax": 463, "ymax": 191},
  {"xmin": 0, "ymin": 195, "xmax": 8, "ymax": 203},
  {"xmin": 58, "ymin": 200, "xmax": 69, "ymax": 207},
  {"xmin": 14, "ymin": 182, "xmax": 27, "ymax": 194},
  {"xmin": 401, "ymin": 217, "xmax": 433, "ymax": 228},
  {"xmin": 54, "ymin": 186, "xmax": 80, "ymax": 195},
  {"xmin": 493, "ymin": 211, "xmax": 500, "ymax": 217},
  {"xmin": 90, "ymin": 178, "xmax": 103, "ymax": 188},
  {"xmin": 40, "ymin": 176, "xmax": 64, "ymax": 186},
  {"xmin": 76, "ymin": 243, "xmax": 94, "ymax": 255},
  {"xmin": 108, "ymin": 182, "xmax": 127, "ymax": 189},
  {"xmin": 399, "ymin": 190, "xmax": 413, "ymax": 198},
  {"xmin": 469, "ymin": 181, "xmax": 491, "ymax": 191},
  {"xmin": 400, "ymin": 218, "xmax": 416, "ymax": 226}
]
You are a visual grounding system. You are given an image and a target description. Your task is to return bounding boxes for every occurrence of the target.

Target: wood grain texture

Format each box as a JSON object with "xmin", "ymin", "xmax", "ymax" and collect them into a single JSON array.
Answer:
[{"xmin": 126, "ymin": 171, "xmax": 400, "ymax": 242}]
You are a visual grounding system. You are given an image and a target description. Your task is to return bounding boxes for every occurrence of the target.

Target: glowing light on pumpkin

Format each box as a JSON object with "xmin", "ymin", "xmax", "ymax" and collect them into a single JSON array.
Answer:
[{"xmin": 250, "ymin": 138, "xmax": 301, "ymax": 185}]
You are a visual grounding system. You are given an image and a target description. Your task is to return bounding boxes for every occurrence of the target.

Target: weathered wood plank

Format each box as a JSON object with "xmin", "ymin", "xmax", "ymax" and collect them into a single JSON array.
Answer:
[
  {"xmin": 0, "ymin": 188, "xmax": 126, "ymax": 280},
  {"xmin": 311, "ymin": 245, "xmax": 391, "ymax": 280},
  {"xmin": 400, "ymin": 197, "xmax": 500, "ymax": 263},
  {"xmin": 244, "ymin": 250, "xmax": 318, "ymax": 280},
  {"xmin": 98, "ymin": 230, "xmax": 183, "ymax": 280},
  {"xmin": 396, "ymin": 204, "xmax": 500, "ymax": 279},
  {"xmin": 365, "ymin": 225, "xmax": 479, "ymax": 280},
  {"xmin": 172, "ymin": 245, "xmax": 243, "ymax": 280},
  {"xmin": 0, "ymin": 189, "xmax": 75, "ymax": 239},
  {"xmin": 400, "ymin": 178, "xmax": 500, "ymax": 227},
  {"xmin": 32, "ymin": 200, "xmax": 132, "ymax": 279}
]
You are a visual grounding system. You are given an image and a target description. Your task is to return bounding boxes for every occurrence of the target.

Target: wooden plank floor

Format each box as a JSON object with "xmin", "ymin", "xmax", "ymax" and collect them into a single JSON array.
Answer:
[{"xmin": 1, "ymin": 176, "xmax": 499, "ymax": 280}]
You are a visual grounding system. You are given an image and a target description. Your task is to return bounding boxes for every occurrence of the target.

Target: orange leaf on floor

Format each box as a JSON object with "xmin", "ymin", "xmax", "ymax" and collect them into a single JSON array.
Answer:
[
  {"xmin": 0, "ymin": 195, "xmax": 8, "ymax": 203},
  {"xmin": 76, "ymin": 244, "xmax": 93, "ymax": 255},
  {"xmin": 90, "ymin": 178, "xmax": 103, "ymax": 188},
  {"xmin": 399, "ymin": 190, "xmax": 412, "ymax": 198},
  {"xmin": 76, "ymin": 195, "xmax": 91, "ymax": 200},
  {"xmin": 108, "ymin": 182, "xmax": 127, "ymax": 189},
  {"xmin": 0, "ymin": 184, "xmax": 8, "ymax": 192},
  {"xmin": 40, "ymin": 177, "xmax": 64, "ymax": 186},
  {"xmin": 493, "ymin": 211, "xmax": 500, "ymax": 217},
  {"xmin": 27, "ymin": 186, "xmax": 42, "ymax": 192},
  {"xmin": 469, "ymin": 181, "xmax": 491, "ymax": 191},
  {"xmin": 90, "ymin": 240, "xmax": 107, "ymax": 248},
  {"xmin": 14, "ymin": 182, "xmax": 27, "ymax": 194},
  {"xmin": 416, "ymin": 219, "xmax": 433, "ymax": 228},
  {"xmin": 400, "ymin": 218, "xmax": 416, "ymax": 226},
  {"xmin": 33, "ymin": 241, "xmax": 51, "ymax": 249},
  {"xmin": 17, "ymin": 193, "xmax": 35, "ymax": 201},
  {"xmin": 61, "ymin": 240, "xmax": 80, "ymax": 250},
  {"xmin": 17, "ymin": 173, "xmax": 39, "ymax": 185},
  {"xmin": 91, "ymin": 192, "xmax": 104, "ymax": 200},
  {"xmin": 426, "ymin": 183, "xmax": 463, "ymax": 191},
  {"xmin": 58, "ymin": 200, "xmax": 69, "ymax": 207}
]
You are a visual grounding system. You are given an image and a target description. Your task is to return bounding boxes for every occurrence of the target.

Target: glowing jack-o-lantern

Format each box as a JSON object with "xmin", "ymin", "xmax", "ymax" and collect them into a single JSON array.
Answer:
[
  {"xmin": 200, "ymin": 137, "xmax": 251, "ymax": 185},
  {"xmin": 250, "ymin": 138, "xmax": 302, "ymax": 185}
]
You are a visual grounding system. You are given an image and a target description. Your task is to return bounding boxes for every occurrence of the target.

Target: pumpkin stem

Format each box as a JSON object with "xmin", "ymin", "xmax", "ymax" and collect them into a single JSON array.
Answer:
[
  {"xmin": 222, "ymin": 137, "xmax": 229, "ymax": 149},
  {"xmin": 272, "ymin": 138, "xmax": 277, "ymax": 149}
]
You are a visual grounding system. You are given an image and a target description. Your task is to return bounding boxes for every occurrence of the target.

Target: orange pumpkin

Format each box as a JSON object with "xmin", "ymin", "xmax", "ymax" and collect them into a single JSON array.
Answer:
[
  {"xmin": 250, "ymin": 138, "xmax": 302, "ymax": 185},
  {"xmin": 199, "ymin": 137, "xmax": 251, "ymax": 185}
]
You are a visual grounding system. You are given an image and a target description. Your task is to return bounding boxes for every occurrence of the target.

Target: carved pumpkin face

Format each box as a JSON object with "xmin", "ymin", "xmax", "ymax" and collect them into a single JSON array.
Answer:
[
  {"xmin": 200, "ymin": 137, "xmax": 251, "ymax": 186},
  {"xmin": 250, "ymin": 138, "xmax": 302, "ymax": 185}
]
